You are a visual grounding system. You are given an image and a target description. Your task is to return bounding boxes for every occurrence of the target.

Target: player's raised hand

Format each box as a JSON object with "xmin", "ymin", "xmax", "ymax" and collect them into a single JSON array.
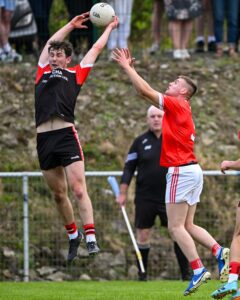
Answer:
[
  {"xmin": 70, "ymin": 13, "xmax": 89, "ymax": 29},
  {"xmin": 112, "ymin": 48, "xmax": 134, "ymax": 69},
  {"xmin": 124, "ymin": 48, "xmax": 135, "ymax": 68},
  {"xmin": 106, "ymin": 16, "xmax": 119, "ymax": 30}
]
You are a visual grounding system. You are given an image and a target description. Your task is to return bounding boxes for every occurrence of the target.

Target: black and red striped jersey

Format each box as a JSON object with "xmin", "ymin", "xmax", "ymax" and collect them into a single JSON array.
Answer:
[{"xmin": 35, "ymin": 63, "xmax": 92, "ymax": 127}]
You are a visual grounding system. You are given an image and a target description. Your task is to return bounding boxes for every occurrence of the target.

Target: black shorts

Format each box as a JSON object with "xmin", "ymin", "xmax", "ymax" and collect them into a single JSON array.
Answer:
[
  {"xmin": 37, "ymin": 126, "xmax": 84, "ymax": 170},
  {"xmin": 135, "ymin": 201, "xmax": 168, "ymax": 229}
]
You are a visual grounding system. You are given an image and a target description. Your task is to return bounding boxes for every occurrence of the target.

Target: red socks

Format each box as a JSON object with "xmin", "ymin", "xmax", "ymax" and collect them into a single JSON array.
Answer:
[
  {"xmin": 190, "ymin": 258, "xmax": 203, "ymax": 270},
  {"xmin": 65, "ymin": 222, "xmax": 78, "ymax": 239},
  {"xmin": 84, "ymin": 223, "xmax": 96, "ymax": 242},
  {"xmin": 212, "ymin": 243, "xmax": 222, "ymax": 257}
]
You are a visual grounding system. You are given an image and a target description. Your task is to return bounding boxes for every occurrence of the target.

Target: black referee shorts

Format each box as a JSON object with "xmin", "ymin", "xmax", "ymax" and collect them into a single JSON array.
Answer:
[
  {"xmin": 135, "ymin": 201, "xmax": 168, "ymax": 229},
  {"xmin": 37, "ymin": 126, "xmax": 84, "ymax": 170}
]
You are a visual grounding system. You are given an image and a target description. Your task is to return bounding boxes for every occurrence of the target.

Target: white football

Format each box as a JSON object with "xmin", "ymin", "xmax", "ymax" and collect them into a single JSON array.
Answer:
[{"xmin": 90, "ymin": 3, "xmax": 115, "ymax": 27}]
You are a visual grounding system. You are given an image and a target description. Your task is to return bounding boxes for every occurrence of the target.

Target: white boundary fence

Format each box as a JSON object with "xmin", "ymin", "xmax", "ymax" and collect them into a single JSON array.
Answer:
[{"xmin": 0, "ymin": 170, "xmax": 239, "ymax": 282}]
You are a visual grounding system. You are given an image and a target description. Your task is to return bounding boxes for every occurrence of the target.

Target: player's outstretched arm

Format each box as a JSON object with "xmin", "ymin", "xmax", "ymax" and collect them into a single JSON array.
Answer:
[
  {"xmin": 113, "ymin": 48, "xmax": 159, "ymax": 107},
  {"xmin": 220, "ymin": 159, "xmax": 240, "ymax": 173},
  {"xmin": 38, "ymin": 13, "xmax": 89, "ymax": 65},
  {"xmin": 81, "ymin": 16, "xmax": 119, "ymax": 66}
]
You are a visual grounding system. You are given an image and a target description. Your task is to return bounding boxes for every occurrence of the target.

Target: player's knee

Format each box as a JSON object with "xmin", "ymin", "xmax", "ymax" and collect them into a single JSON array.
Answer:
[
  {"xmin": 168, "ymin": 224, "xmax": 177, "ymax": 239},
  {"xmin": 72, "ymin": 186, "xmax": 84, "ymax": 200},
  {"xmin": 53, "ymin": 190, "xmax": 66, "ymax": 204},
  {"xmin": 185, "ymin": 222, "xmax": 194, "ymax": 233}
]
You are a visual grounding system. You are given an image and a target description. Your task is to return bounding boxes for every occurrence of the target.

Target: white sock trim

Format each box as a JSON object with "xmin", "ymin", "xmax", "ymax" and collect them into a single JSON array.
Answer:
[
  {"xmin": 68, "ymin": 231, "xmax": 78, "ymax": 240},
  {"xmin": 86, "ymin": 234, "xmax": 96, "ymax": 243},
  {"xmin": 228, "ymin": 274, "xmax": 239, "ymax": 283}
]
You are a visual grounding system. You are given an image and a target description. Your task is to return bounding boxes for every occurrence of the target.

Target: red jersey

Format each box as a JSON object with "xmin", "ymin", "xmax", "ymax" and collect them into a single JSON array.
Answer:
[{"xmin": 159, "ymin": 93, "xmax": 197, "ymax": 167}]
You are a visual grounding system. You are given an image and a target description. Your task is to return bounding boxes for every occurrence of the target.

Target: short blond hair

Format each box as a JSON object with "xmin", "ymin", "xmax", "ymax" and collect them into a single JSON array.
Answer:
[{"xmin": 178, "ymin": 75, "xmax": 197, "ymax": 98}]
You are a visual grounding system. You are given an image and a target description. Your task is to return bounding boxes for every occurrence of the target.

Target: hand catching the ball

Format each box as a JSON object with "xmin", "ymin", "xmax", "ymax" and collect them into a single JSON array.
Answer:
[
  {"xmin": 70, "ymin": 13, "xmax": 89, "ymax": 29},
  {"xmin": 106, "ymin": 16, "xmax": 119, "ymax": 30}
]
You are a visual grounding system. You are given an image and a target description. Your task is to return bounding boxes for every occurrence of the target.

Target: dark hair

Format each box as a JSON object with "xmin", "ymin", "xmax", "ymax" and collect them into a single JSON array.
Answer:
[
  {"xmin": 178, "ymin": 75, "xmax": 198, "ymax": 98},
  {"xmin": 48, "ymin": 40, "xmax": 73, "ymax": 58}
]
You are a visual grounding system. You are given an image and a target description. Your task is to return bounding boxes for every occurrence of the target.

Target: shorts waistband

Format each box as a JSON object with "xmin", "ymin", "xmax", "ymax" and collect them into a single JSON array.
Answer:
[
  {"xmin": 178, "ymin": 161, "xmax": 198, "ymax": 167},
  {"xmin": 37, "ymin": 126, "xmax": 74, "ymax": 136}
]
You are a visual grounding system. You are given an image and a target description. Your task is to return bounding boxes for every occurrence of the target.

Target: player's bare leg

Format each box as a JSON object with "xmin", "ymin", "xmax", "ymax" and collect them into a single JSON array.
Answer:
[
  {"xmin": 185, "ymin": 204, "xmax": 220, "ymax": 249},
  {"xmin": 186, "ymin": 204, "xmax": 229, "ymax": 282},
  {"xmin": 43, "ymin": 167, "xmax": 84, "ymax": 262},
  {"xmin": 167, "ymin": 203, "xmax": 211, "ymax": 295},
  {"xmin": 167, "ymin": 202, "xmax": 199, "ymax": 261},
  {"xmin": 43, "ymin": 167, "xmax": 74, "ymax": 225},
  {"xmin": 65, "ymin": 161, "xmax": 100, "ymax": 255}
]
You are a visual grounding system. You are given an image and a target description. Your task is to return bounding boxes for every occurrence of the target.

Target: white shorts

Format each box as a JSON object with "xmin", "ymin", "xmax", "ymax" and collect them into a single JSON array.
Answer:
[{"xmin": 165, "ymin": 164, "xmax": 203, "ymax": 205}]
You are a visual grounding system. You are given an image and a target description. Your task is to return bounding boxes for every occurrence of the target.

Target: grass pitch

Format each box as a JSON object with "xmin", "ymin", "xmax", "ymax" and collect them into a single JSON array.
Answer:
[{"xmin": 0, "ymin": 280, "xmax": 221, "ymax": 300}]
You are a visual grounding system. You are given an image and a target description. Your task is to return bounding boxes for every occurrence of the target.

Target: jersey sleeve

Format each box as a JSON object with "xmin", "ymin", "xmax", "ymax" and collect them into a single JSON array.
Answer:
[
  {"xmin": 74, "ymin": 63, "xmax": 93, "ymax": 85},
  {"xmin": 35, "ymin": 64, "xmax": 51, "ymax": 84},
  {"xmin": 120, "ymin": 138, "xmax": 139, "ymax": 185},
  {"xmin": 158, "ymin": 93, "xmax": 182, "ymax": 114}
]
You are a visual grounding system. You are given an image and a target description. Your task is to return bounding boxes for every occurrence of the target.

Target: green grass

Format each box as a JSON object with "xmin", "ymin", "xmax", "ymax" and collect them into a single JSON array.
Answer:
[{"xmin": 0, "ymin": 280, "xmax": 222, "ymax": 300}]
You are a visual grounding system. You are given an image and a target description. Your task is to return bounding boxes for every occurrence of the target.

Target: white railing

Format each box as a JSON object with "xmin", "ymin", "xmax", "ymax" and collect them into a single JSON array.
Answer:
[{"xmin": 0, "ymin": 170, "xmax": 239, "ymax": 282}]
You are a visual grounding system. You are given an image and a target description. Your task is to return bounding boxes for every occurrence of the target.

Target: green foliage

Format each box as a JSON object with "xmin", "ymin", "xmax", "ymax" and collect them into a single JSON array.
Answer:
[{"xmin": 49, "ymin": 0, "xmax": 68, "ymax": 35}]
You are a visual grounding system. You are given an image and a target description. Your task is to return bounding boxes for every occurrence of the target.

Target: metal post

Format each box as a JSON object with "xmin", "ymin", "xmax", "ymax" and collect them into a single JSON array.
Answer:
[{"xmin": 23, "ymin": 175, "xmax": 29, "ymax": 282}]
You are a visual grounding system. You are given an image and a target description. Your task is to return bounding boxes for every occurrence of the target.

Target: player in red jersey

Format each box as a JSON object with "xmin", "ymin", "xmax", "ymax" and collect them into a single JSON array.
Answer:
[
  {"xmin": 113, "ymin": 48, "xmax": 229, "ymax": 296},
  {"xmin": 35, "ymin": 13, "xmax": 118, "ymax": 262},
  {"xmin": 211, "ymin": 158, "xmax": 240, "ymax": 299}
]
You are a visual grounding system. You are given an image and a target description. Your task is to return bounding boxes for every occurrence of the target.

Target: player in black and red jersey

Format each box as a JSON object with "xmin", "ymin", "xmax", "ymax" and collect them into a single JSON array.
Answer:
[
  {"xmin": 35, "ymin": 13, "xmax": 118, "ymax": 262},
  {"xmin": 113, "ymin": 48, "xmax": 229, "ymax": 295}
]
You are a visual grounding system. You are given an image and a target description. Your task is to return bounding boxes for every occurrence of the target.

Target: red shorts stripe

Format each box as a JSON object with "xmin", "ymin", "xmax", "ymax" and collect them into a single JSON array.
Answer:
[
  {"xmin": 72, "ymin": 126, "xmax": 84, "ymax": 161},
  {"xmin": 170, "ymin": 167, "xmax": 179, "ymax": 203}
]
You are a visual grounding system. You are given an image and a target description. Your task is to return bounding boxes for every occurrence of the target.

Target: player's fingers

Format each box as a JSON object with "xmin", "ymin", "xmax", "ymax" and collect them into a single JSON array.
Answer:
[
  {"xmin": 123, "ymin": 48, "xmax": 128, "ymax": 59},
  {"xmin": 112, "ymin": 49, "xmax": 119, "ymax": 57},
  {"xmin": 81, "ymin": 12, "xmax": 89, "ymax": 17},
  {"xmin": 114, "ymin": 48, "xmax": 123, "ymax": 57},
  {"xmin": 111, "ymin": 52, "xmax": 120, "ymax": 62}
]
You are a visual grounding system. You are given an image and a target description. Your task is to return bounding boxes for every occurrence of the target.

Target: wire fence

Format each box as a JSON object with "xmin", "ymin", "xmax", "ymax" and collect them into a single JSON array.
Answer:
[{"xmin": 0, "ymin": 171, "xmax": 239, "ymax": 282}]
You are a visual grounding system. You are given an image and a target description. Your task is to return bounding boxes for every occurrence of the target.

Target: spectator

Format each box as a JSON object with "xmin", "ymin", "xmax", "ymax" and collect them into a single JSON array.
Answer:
[
  {"xmin": 212, "ymin": 0, "xmax": 239, "ymax": 58},
  {"xmin": 0, "ymin": 0, "xmax": 22, "ymax": 62},
  {"xmin": 148, "ymin": 0, "xmax": 165, "ymax": 55},
  {"xmin": 117, "ymin": 106, "xmax": 190, "ymax": 281},
  {"xmin": 29, "ymin": 0, "xmax": 95, "ymax": 57},
  {"xmin": 195, "ymin": 0, "xmax": 216, "ymax": 53},
  {"xmin": 107, "ymin": 0, "xmax": 133, "ymax": 59},
  {"xmin": 64, "ymin": 0, "xmax": 95, "ymax": 58},
  {"xmin": 164, "ymin": 0, "xmax": 202, "ymax": 59},
  {"xmin": 28, "ymin": 0, "xmax": 53, "ymax": 51}
]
